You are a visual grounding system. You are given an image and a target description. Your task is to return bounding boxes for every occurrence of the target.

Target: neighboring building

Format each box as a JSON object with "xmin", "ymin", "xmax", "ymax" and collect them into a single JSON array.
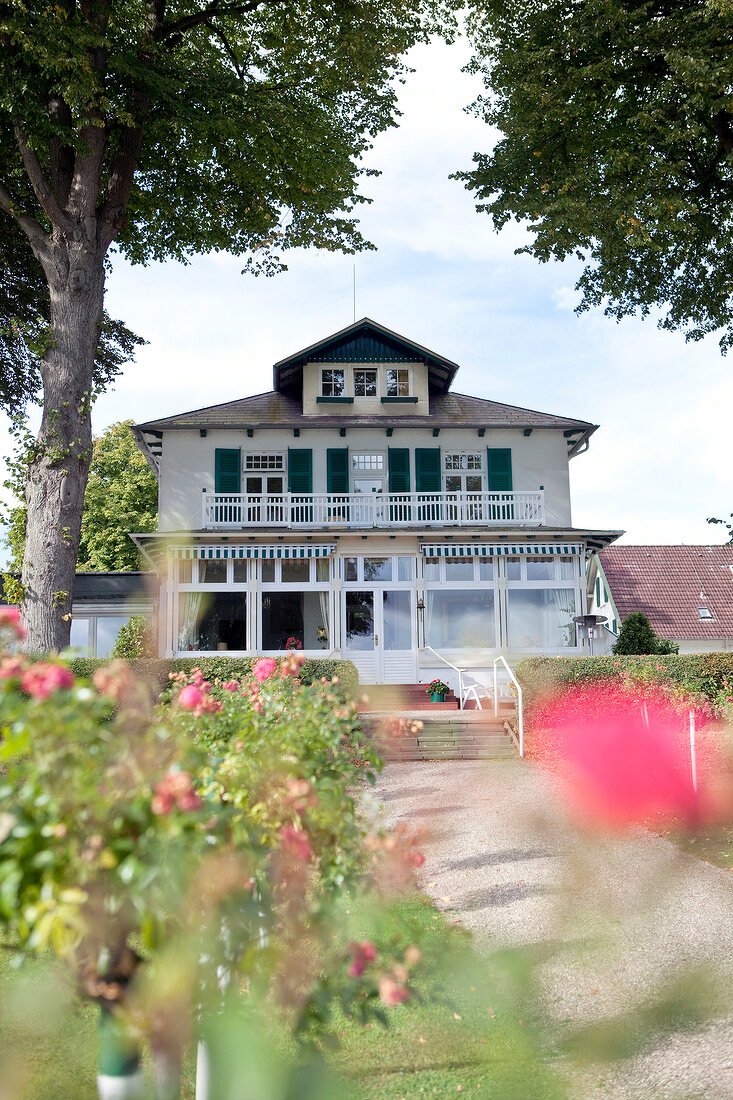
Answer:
[
  {"xmin": 1, "ymin": 572, "xmax": 155, "ymax": 657},
  {"xmin": 588, "ymin": 545, "xmax": 733, "ymax": 654},
  {"xmin": 131, "ymin": 318, "xmax": 621, "ymax": 686}
]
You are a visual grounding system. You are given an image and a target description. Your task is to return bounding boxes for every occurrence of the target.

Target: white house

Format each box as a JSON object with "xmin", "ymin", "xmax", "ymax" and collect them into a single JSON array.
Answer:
[
  {"xmin": 588, "ymin": 545, "xmax": 733, "ymax": 654},
  {"xmin": 131, "ymin": 318, "xmax": 620, "ymax": 687}
]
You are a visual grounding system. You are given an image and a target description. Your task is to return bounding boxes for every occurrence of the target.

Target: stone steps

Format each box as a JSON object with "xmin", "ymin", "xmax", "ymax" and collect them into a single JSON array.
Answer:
[{"xmin": 359, "ymin": 710, "xmax": 519, "ymax": 761}]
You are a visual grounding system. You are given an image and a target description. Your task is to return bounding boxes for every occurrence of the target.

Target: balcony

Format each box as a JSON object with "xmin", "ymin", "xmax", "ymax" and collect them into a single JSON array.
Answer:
[{"xmin": 201, "ymin": 490, "xmax": 545, "ymax": 530}]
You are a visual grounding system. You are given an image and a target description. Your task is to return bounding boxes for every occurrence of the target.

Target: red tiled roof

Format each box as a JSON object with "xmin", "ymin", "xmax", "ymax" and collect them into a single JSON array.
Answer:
[{"xmin": 598, "ymin": 545, "xmax": 733, "ymax": 639}]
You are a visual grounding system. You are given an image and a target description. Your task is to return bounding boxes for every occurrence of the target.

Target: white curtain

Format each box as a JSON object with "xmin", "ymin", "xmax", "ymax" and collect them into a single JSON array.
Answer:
[
  {"xmin": 551, "ymin": 588, "xmax": 576, "ymax": 647},
  {"xmin": 318, "ymin": 590, "xmax": 330, "ymax": 646},
  {"xmin": 179, "ymin": 591, "xmax": 204, "ymax": 650}
]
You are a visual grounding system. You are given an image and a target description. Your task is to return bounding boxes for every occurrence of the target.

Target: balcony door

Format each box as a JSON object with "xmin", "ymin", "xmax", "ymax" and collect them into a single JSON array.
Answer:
[
  {"xmin": 342, "ymin": 589, "xmax": 416, "ymax": 684},
  {"xmin": 245, "ymin": 474, "xmax": 284, "ymax": 524}
]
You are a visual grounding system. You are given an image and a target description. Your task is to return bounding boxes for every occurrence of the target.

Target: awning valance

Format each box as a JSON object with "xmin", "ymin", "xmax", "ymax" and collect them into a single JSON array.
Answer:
[
  {"xmin": 171, "ymin": 544, "xmax": 335, "ymax": 560},
  {"xmin": 421, "ymin": 543, "xmax": 584, "ymax": 557}
]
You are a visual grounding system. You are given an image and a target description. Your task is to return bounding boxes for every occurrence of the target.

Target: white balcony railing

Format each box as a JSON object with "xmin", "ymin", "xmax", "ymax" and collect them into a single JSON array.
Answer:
[{"xmin": 201, "ymin": 490, "xmax": 544, "ymax": 530}]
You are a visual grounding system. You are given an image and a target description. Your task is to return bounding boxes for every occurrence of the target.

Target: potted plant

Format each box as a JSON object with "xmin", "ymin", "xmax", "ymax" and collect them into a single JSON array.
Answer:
[
  {"xmin": 426, "ymin": 679, "xmax": 450, "ymax": 702},
  {"xmin": 285, "ymin": 636, "xmax": 303, "ymax": 650}
]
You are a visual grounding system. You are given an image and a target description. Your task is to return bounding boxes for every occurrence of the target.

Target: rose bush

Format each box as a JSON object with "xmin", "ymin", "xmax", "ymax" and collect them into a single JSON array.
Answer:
[{"xmin": 0, "ymin": 619, "xmax": 430, "ymax": 1092}]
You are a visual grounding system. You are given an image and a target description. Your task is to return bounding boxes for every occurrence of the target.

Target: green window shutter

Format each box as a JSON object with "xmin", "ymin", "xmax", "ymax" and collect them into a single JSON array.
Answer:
[
  {"xmin": 214, "ymin": 448, "xmax": 240, "ymax": 493},
  {"xmin": 595, "ymin": 577, "xmax": 601, "ymax": 605},
  {"xmin": 327, "ymin": 448, "xmax": 349, "ymax": 494},
  {"xmin": 415, "ymin": 448, "xmax": 441, "ymax": 492},
  {"xmin": 388, "ymin": 448, "xmax": 410, "ymax": 493},
  {"xmin": 288, "ymin": 448, "xmax": 313, "ymax": 493},
  {"xmin": 486, "ymin": 448, "xmax": 513, "ymax": 491}
]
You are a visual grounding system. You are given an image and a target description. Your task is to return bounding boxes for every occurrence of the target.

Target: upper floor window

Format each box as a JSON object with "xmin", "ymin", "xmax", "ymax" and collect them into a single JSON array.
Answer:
[
  {"xmin": 245, "ymin": 453, "xmax": 284, "ymax": 471},
  {"xmin": 354, "ymin": 368, "xmax": 378, "ymax": 397},
  {"xmin": 352, "ymin": 453, "xmax": 384, "ymax": 471},
  {"xmin": 321, "ymin": 368, "xmax": 345, "ymax": 397},
  {"xmin": 445, "ymin": 453, "xmax": 482, "ymax": 471},
  {"xmin": 386, "ymin": 368, "xmax": 410, "ymax": 397}
]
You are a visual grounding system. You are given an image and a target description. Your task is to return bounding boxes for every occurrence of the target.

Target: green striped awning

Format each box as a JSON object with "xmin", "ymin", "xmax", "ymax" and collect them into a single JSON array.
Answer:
[
  {"xmin": 421, "ymin": 543, "xmax": 583, "ymax": 557},
  {"xmin": 172, "ymin": 544, "xmax": 335, "ymax": 560}
]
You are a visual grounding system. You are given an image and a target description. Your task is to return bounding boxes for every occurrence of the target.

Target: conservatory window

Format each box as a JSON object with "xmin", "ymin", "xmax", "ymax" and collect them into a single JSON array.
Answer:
[
  {"xmin": 178, "ymin": 592, "xmax": 246, "ymax": 651},
  {"xmin": 260, "ymin": 591, "xmax": 330, "ymax": 650},
  {"xmin": 425, "ymin": 590, "xmax": 495, "ymax": 649},
  {"xmin": 199, "ymin": 559, "xmax": 227, "ymax": 584},
  {"xmin": 506, "ymin": 589, "xmax": 577, "ymax": 649}
]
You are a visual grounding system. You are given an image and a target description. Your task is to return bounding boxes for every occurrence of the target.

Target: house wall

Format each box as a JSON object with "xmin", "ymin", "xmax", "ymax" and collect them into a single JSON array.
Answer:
[{"xmin": 157, "ymin": 426, "xmax": 572, "ymax": 530}]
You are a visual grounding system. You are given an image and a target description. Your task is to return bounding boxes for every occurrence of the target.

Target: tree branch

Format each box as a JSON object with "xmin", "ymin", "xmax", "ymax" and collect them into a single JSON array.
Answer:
[
  {"xmin": 97, "ymin": 116, "xmax": 146, "ymax": 251},
  {"xmin": 48, "ymin": 96, "xmax": 75, "ymax": 208},
  {"xmin": 157, "ymin": 0, "xmax": 286, "ymax": 43},
  {"xmin": 13, "ymin": 125, "xmax": 74, "ymax": 232},
  {"xmin": 0, "ymin": 180, "xmax": 52, "ymax": 261}
]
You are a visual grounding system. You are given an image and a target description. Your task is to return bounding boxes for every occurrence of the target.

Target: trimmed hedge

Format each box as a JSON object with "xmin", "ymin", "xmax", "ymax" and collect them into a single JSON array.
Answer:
[
  {"xmin": 66, "ymin": 656, "xmax": 359, "ymax": 701},
  {"xmin": 516, "ymin": 653, "xmax": 733, "ymax": 709}
]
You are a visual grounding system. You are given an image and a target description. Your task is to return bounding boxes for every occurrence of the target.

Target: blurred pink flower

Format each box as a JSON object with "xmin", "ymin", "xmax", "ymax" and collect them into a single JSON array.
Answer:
[
  {"xmin": 0, "ymin": 655, "xmax": 27, "ymax": 680},
  {"xmin": 378, "ymin": 975, "xmax": 410, "ymax": 1005},
  {"xmin": 0, "ymin": 607, "xmax": 25, "ymax": 637},
  {"xmin": 178, "ymin": 684, "xmax": 203, "ymax": 709},
  {"xmin": 347, "ymin": 939, "xmax": 378, "ymax": 976},
  {"xmin": 20, "ymin": 663, "xmax": 74, "ymax": 699},
  {"xmin": 253, "ymin": 658, "xmax": 277, "ymax": 683},
  {"xmin": 279, "ymin": 824, "xmax": 313, "ymax": 862},
  {"xmin": 537, "ymin": 684, "xmax": 708, "ymax": 827},
  {"xmin": 152, "ymin": 769, "xmax": 202, "ymax": 815},
  {"xmin": 222, "ymin": 679, "xmax": 239, "ymax": 691}
]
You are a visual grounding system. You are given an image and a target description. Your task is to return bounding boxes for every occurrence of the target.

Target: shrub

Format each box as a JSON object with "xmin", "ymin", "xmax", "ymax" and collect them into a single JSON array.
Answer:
[
  {"xmin": 0, "ymin": 629, "xmax": 429, "ymax": 1092},
  {"xmin": 517, "ymin": 653, "xmax": 733, "ymax": 749},
  {"xmin": 65, "ymin": 655, "xmax": 359, "ymax": 701},
  {"xmin": 613, "ymin": 611, "xmax": 678, "ymax": 655},
  {"xmin": 109, "ymin": 614, "xmax": 156, "ymax": 659}
]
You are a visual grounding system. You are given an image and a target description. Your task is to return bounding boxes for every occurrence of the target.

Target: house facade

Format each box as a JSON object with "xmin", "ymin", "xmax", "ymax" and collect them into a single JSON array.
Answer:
[
  {"xmin": 588, "ymin": 545, "xmax": 733, "ymax": 654},
  {"xmin": 132, "ymin": 319, "xmax": 620, "ymax": 687}
]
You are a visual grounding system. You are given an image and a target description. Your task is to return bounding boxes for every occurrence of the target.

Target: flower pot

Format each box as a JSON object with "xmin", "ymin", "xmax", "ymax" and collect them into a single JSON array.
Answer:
[{"xmin": 430, "ymin": 692, "xmax": 446, "ymax": 702}]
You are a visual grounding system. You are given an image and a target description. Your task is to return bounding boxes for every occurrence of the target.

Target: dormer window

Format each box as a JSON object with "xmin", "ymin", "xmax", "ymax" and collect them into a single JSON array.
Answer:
[
  {"xmin": 321, "ymin": 368, "xmax": 344, "ymax": 397},
  {"xmin": 354, "ymin": 368, "xmax": 378, "ymax": 397},
  {"xmin": 386, "ymin": 368, "xmax": 410, "ymax": 397},
  {"xmin": 698, "ymin": 607, "xmax": 713, "ymax": 619}
]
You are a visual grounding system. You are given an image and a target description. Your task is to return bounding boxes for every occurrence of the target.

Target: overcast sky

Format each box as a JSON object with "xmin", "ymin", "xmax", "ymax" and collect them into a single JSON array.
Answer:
[{"xmin": 2, "ymin": 38, "xmax": 731, "ymax": 550}]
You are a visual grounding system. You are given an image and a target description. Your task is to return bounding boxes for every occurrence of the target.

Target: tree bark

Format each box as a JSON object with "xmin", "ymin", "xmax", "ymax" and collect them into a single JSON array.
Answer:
[{"xmin": 20, "ymin": 238, "xmax": 105, "ymax": 653}]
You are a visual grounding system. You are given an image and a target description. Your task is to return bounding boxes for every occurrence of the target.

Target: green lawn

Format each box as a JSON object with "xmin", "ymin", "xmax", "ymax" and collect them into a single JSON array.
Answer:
[
  {"xmin": 667, "ymin": 825, "xmax": 733, "ymax": 871},
  {"xmin": 0, "ymin": 896, "xmax": 566, "ymax": 1099}
]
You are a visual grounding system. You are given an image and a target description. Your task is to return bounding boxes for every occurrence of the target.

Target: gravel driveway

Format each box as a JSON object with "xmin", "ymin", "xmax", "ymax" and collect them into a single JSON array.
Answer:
[{"xmin": 371, "ymin": 759, "xmax": 733, "ymax": 1100}]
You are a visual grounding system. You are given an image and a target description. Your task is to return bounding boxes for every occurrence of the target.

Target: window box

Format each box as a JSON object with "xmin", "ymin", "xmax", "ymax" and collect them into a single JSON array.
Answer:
[
  {"xmin": 316, "ymin": 396, "xmax": 354, "ymax": 404},
  {"xmin": 380, "ymin": 396, "xmax": 418, "ymax": 404}
]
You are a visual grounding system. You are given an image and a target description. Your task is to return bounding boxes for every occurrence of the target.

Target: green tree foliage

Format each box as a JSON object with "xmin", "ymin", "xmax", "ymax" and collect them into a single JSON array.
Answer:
[
  {"xmin": 0, "ymin": 219, "xmax": 144, "ymax": 416},
  {"xmin": 2, "ymin": 420, "xmax": 157, "ymax": 588},
  {"xmin": 708, "ymin": 513, "xmax": 733, "ymax": 542},
  {"xmin": 613, "ymin": 611, "xmax": 678, "ymax": 655},
  {"xmin": 461, "ymin": 0, "xmax": 733, "ymax": 349},
  {"xmin": 0, "ymin": 0, "xmax": 459, "ymax": 651}
]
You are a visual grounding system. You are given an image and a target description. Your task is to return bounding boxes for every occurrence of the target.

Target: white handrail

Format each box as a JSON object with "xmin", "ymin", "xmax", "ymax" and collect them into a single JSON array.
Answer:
[
  {"xmin": 493, "ymin": 655, "xmax": 524, "ymax": 757},
  {"xmin": 423, "ymin": 644, "xmax": 467, "ymax": 710}
]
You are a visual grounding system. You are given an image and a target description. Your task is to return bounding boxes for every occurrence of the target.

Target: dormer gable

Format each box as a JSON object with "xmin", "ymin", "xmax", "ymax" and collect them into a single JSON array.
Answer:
[{"xmin": 273, "ymin": 317, "xmax": 460, "ymax": 398}]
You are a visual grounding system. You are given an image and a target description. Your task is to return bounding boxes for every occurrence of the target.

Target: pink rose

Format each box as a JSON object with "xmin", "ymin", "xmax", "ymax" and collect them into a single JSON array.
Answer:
[
  {"xmin": 222, "ymin": 679, "xmax": 239, "ymax": 692},
  {"xmin": 0, "ymin": 655, "xmax": 27, "ymax": 679},
  {"xmin": 152, "ymin": 770, "xmax": 202, "ymax": 814},
  {"xmin": 253, "ymin": 658, "xmax": 277, "ymax": 683},
  {"xmin": 178, "ymin": 684, "xmax": 203, "ymax": 710},
  {"xmin": 347, "ymin": 939, "xmax": 378, "ymax": 977},
  {"xmin": 279, "ymin": 824, "xmax": 313, "ymax": 862},
  {"xmin": 20, "ymin": 663, "xmax": 75, "ymax": 699},
  {"xmin": 0, "ymin": 607, "xmax": 25, "ymax": 637},
  {"xmin": 378, "ymin": 976, "xmax": 410, "ymax": 1006}
]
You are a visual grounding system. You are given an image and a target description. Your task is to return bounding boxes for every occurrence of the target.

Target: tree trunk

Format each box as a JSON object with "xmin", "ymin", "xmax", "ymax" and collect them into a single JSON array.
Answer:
[{"xmin": 21, "ymin": 244, "xmax": 105, "ymax": 653}]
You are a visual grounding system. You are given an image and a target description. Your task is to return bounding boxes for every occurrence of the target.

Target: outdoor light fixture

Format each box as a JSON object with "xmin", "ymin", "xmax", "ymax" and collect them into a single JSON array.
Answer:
[
  {"xmin": 416, "ymin": 597, "xmax": 425, "ymax": 646},
  {"xmin": 573, "ymin": 613, "xmax": 607, "ymax": 656}
]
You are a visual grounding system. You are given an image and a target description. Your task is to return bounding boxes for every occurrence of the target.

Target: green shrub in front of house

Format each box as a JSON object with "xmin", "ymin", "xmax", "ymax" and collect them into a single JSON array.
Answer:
[
  {"xmin": 517, "ymin": 653, "xmax": 733, "ymax": 722},
  {"xmin": 66, "ymin": 655, "xmax": 359, "ymax": 701}
]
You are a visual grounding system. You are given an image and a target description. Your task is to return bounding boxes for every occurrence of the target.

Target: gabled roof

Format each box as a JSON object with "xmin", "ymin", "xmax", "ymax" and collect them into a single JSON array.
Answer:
[
  {"xmin": 598, "ymin": 545, "xmax": 733, "ymax": 639},
  {"xmin": 273, "ymin": 317, "xmax": 461, "ymax": 395},
  {"xmin": 135, "ymin": 390, "xmax": 597, "ymax": 455}
]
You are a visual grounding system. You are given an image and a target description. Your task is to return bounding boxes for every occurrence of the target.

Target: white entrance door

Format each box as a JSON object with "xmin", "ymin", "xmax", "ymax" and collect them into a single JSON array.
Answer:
[{"xmin": 342, "ymin": 589, "xmax": 417, "ymax": 684}]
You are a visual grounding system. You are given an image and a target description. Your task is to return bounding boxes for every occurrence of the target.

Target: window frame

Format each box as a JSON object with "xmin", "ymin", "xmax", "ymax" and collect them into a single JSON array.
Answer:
[
  {"xmin": 353, "ymin": 368, "xmax": 378, "ymax": 398},
  {"xmin": 320, "ymin": 368, "xmax": 345, "ymax": 397},
  {"xmin": 385, "ymin": 367, "xmax": 411, "ymax": 397}
]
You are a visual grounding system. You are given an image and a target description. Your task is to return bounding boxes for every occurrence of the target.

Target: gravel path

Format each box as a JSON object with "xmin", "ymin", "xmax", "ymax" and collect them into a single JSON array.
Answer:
[{"xmin": 371, "ymin": 760, "xmax": 733, "ymax": 1100}]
